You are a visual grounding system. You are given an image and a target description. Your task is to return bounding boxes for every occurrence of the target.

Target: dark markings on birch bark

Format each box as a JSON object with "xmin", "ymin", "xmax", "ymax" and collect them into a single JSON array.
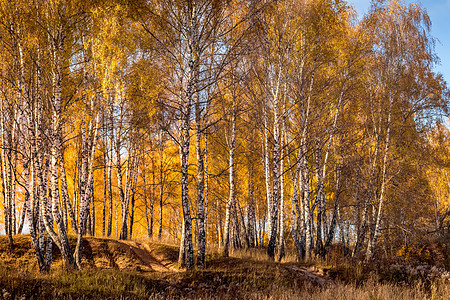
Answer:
[
  {"xmin": 222, "ymin": 92, "xmax": 236, "ymax": 257},
  {"xmin": 74, "ymin": 115, "xmax": 100, "ymax": 269},
  {"xmin": 158, "ymin": 137, "xmax": 164, "ymax": 240},
  {"xmin": 195, "ymin": 97, "xmax": 206, "ymax": 268}
]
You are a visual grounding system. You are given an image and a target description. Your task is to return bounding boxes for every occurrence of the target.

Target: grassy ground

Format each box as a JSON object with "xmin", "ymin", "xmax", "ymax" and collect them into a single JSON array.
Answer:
[{"xmin": 0, "ymin": 235, "xmax": 449, "ymax": 299}]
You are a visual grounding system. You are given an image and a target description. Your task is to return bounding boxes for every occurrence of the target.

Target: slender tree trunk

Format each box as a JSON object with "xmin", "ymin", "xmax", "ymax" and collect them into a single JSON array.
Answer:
[
  {"xmin": 142, "ymin": 171, "xmax": 150, "ymax": 238},
  {"xmin": 351, "ymin": 171, "xmax": 362, "ymax": 257},
  {"xmin": 277, "ymin": 127, "xmax": 286, "ymax": 262},
  {"xmin": 268, "ymin": 121, "xmax": 280, "ymax": 259},
  {"xmin": 324, "ymin": 165, "xmax": 342, "ymax": 251},
  {"xmin": 204, "ymin": 129, "xmax": 209, "ymax": 248},
  {"xmin": 353, "ymin": 115, "xmax": 381, "ymax": 257},
  {"xmin": 178, "ymin": 105, "xmax": 194, "ymax": 268},
  {"xmin": 151, "ymin": 167, "xmax": 156, "ymax": 237},
  {"xmin": 287, "ymin": 141, "xmax": 304, "ymax": 260},
  {"xmin": 217, "ymin": 195, "xmax": 222, "ymax": 249},
  {"xmin": 231, "ymin": 198, "xmax": 241, "ymax": 249},
  {"xmin": 74, "ymin": 115, "xmax": 100, "ymax": 268},
  {"xmin": 25, "ymin": 157, "xmax": 46, "ymax": 271},
  {"xmin": 17, "ymin": 201, "xmax": 26, "ymax": 234},
  {"xmin": 267, "ymin": 65, "xmax": 283, "ymax": 260},
  {"xmin": 302, "ymin": 141, "xmax": 312, "ymax": 261},
  {"xmin": 316, "ymin": 77, "xmax": 347, "ymax": 258},
  {"xmin": 0, "ymin": 105, "xmax": 14, "ymax": 249},
  {"xmin": 91, "ymin": 178, "xmax": 95, "ymax": 236},
  {"xmin": 129, "ymin": 171, "xmax": 137, "ymax": 239},
  {"xmin": 107, "ymin": 106, "xmax": 114, "ymax": 237},
  {"xmin": 129, "ymin": 155, "xmax": 139, "ymax": 239},
  {"xmin": 238, "ymin": 198, "xmax": 249, "ymax": 248},
  {"xmin": 178, "ymin": 220, "xmax": 186, "ymax": 267},
  {"xmin": 366, "ymin": 95, "xmax": 393, "ymax": 260},
  {"xmin": 301, "ymin": 64, "xmax": 315, "ymax": 261},
  {"xmin": 260, "ymin": 213, "xmax": 266, "ymax": 248},
  {"xmin": 60, "ymin": 152, "xmax": 77, "ymax": 236},
  {"xmin": 222, "ymin": 94, "xmax": 236, "ymax": 257},
  {"xmin": 117, "ymin": 141, "xmax": 127, "ymax": 240},
  {"xmin": 158, "ymin": 138, "xmax": 164, "ymax": 240},
  {"xmin": 262, "ymin": 104, "xmax": 272, "ymax": 243},
  {"xmin": 247, "ymin": 163, "xmax": 256, "ymax": 248},
  {"xmin": 315, "ymin": 142, "xmax": 324, "ymax": 256},
  {"xmin": 102, "ymin": 123, "xmax": 107, "ymax": 237},
  {"xmin": 195, "ymin": 100, "xmax": 207, "ymax": 268}
]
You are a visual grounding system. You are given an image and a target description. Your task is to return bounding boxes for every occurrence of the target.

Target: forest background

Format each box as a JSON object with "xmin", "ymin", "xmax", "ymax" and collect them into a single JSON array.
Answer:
[{"xmin": 0, "ymin": 0, "xmax": 450, "ymax": 273}]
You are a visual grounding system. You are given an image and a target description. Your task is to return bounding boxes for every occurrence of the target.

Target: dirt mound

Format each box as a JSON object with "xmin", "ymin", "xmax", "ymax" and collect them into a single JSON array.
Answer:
[
  {"xmin": 85, "ymin": 238, "xmax": 179, "ymax": 272},
  {"xmin": 0, "ymin": 235, "xmax": 179, "ymax": 272}
]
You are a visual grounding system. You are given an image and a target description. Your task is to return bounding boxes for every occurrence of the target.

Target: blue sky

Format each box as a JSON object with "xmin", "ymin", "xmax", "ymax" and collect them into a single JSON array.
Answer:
[{"xmin": 348, "ymin": 0, "xmax": 450, "ymax": 85}]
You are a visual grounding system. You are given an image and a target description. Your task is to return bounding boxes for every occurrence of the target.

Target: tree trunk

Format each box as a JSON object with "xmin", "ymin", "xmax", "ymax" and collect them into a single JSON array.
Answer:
[
  {"xmin": 25, "ymin": 157, "xmax": 46, "ymax": 271},
  {"xmin": 301, "ymin": 64, "xmax": 315, "ymax": 261},
  {"xmin": 302, "ymin": 141, "xmax": 312, "ymax": 261},
  {"xmin": 91, "ymin": 177, "xmax": 95, "ymax": 236},
  {"xmin": 267, "ymin": 65, "xmax": 283, "ymax": 260},
  {"xmin": 158, "ymin": 138, "xmax": 164, "ymax": 240},
  {"xmin": 0, "ymin": 103, "xmax": 14, "ymax": 249},
  {"xmin": 315, "ymin": 142, "xmax": 324, "ymax": 256},
  {"xmin": 247, "ymin": 163, "xmax": 257, "ymax": 248},
  {"xmin": 277, "ymin": 126, "xmax": 286, "ymax": 262},
  {"xmin": 129, "ymin": 176, "xmax": 137, "ymax": 239},
  {"xmin": 129, "ymin": 155, "xmax": 139, "ymax": 239},
  {"xmin": 151, "ymin": 167, "xmax": 156, "ymax": 237},
  {"xmin": 195, "ymin": 98, "xmax": 206, "ymax": 268},
  {"xmin": 222, "ymin": 94, "xmax": 236, "ymax": 257},
  {"xmin": 287, "ymin": 141, "xmax": 305, "ymax": 260},
  {"xmin": 143, "ymin": 172, "xmax": 152, "ymax": 238},
  {"xmin": 107, "ymin": 105, "xmax": 114, "ymax": 237},
  {"xmin": 117, "ymin": 140, "xmax": 127, "ymax": 240},
  {"xmin": 74, "ymin": 115, "xmax": 100, "ymax": 268},
  {"xmin": 41, "ymin": 31, "xmax": 76, "ymax": 269},
  {"xmin": 324, "ymin": 165, "xmax": 342, "ymax": 252},
  {"xmin": 102, "ymin": 124, "xmax": 107, "ymax": 237},
  {"xmin": 366, "ymin": 95, "xmax": 393, "ymax": 260},
  {"xmin": 262, "ymin": 104, "xmax": 272, "ymax": 244},
  {"xmin": 204, "ymin": 129, "xmax": 210, "ymax": 249},
  {"xmin": 178, "ymin": 106, "xmax": 194, "ymax": 268}
]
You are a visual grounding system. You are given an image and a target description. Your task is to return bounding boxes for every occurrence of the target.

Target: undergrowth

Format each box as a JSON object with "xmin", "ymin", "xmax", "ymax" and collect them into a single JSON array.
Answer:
[{"xmin": 1, "ymin": 235, "xmax": 450, "ymax": 299}]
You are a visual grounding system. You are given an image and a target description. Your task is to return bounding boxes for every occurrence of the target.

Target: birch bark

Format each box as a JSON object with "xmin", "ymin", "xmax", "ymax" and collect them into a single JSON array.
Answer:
[
  {"xmin": 222, "ymin": 92, "xmax": 237, "ymax": 257},
  {"xmin": 74, "ymin": 115, "xmax": 100, "ymax": 268},
  {"xmin": 178, "ymin": 66, "xmax": 195, "ymax": 268},
  {"xmin": 195, "ymin": 98, "xmax": 207, "ymax": 268},
  {"xmin": 366, "ymin": 94, "xmax": 393, "ymax": 260},
  {"xmin": 158, "ymin": 135, "xmax": 165, "ymax": 240},
  {"xmin": 277, "ymin": 121, "xmax": 286, "ymax": 262}
]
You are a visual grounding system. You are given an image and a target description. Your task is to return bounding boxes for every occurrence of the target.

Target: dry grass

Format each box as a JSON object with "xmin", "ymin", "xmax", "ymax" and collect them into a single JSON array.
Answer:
[
  {"xmin": 1, "ymin": 236, "xmax": 450, "ymax": 299},
  {"xmin": 242, "ymin": 280, "xmax": 450, "ymax": 300}
]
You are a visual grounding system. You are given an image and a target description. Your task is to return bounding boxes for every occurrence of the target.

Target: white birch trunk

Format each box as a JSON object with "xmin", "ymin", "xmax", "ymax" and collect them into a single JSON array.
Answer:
[
  {"xmin": 195, "ymin": 102, "xmax": 207, "ymax": 268},
  {"xmin": 74, "ymin": 114, "xmax": 100, "ymax": 268},
  {"xmin": 277, "ymin": 123, "xmax": 286, "ymax": 262},
  {"xmin": 302, "ymin": 64, "xmax": 315, "ymax": 261},
  {"xmin": 204, "ymin": 129, "xmax": 209, "ymax": 247},
  {"xmin": 178, "ymin": 72, "xmax": 195, "ymax": 268},
  {"xmin": 268, "ymin": 82, "xmax": 281, "ymax": 260},
  {"xmin": 158, "ymin": 136, "xmax": 164, "ymax": 240},
  {"xmin": 263, "ymin": 103, "xmax": 272, "ymax": 244},
  {"xmin": 222, "ymin": 94, "xmax": 236, "ymax": 257},
  {"xmin": 366, "ymin": 94, "xmax": 393, "ymax": 260}
]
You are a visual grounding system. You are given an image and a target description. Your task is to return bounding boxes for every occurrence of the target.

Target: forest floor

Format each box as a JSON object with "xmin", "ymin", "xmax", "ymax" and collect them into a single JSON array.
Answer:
[{"xmin": 0, "ymin": 235, "xmax": 450, "ymax": 299}]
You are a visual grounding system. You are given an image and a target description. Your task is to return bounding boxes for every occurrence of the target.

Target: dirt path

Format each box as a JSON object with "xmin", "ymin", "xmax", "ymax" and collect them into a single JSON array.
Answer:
[
  {"xmin": 285, "ymin": 265, "xmax": 334, "ymax": 286},
  {"xmin": 120, "ymin": 241, "xmax": 179, "ymax": 272}
]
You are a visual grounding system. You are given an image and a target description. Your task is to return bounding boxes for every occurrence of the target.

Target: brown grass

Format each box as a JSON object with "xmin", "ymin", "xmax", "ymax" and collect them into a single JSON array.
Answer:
[{"xmin": 1, "ymin": 235, "xmax": 450, "ymax": 299}]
